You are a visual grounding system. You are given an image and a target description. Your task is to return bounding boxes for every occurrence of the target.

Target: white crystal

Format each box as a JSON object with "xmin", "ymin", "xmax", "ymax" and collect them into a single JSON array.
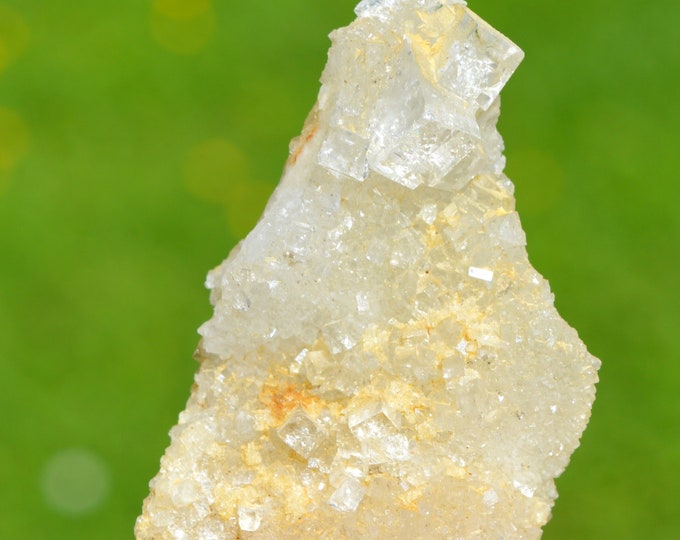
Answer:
[
  {"xmin": 136, "ymin": 2, "xmax": 600, "ymax": 539},
  {"xmin": 513, "ymin": 480, "xmax": 537, "ymax": 499},
  {"xmin": 328, "ymin": 477, "xmax": 366, "ymax": 512},
  {"xmin": 277, "ymin": 409, "xmax": 323, "ymax": 459},
  {"xmin": 483, "ymin": 488, "xmax": 499, "ymax": 507},
  {"xmin": 237, "ymin": 506, "xmax": 262, "ymax": 532},
  {"xmin": 468, "ymin": 266, "xmax": 494, "ymax": 282}
]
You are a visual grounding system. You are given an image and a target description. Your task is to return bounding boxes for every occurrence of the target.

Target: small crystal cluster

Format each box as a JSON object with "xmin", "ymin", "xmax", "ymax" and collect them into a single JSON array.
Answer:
[{"xmin": 136, "ymin": 1, "xmax": 600, "ymax": 538}]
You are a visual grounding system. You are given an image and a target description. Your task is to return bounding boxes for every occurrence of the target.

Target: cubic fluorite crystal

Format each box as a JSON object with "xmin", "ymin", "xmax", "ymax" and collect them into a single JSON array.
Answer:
[{"xmin": 136, "ymin": 1, "xmax": 600, "ymax": 538}]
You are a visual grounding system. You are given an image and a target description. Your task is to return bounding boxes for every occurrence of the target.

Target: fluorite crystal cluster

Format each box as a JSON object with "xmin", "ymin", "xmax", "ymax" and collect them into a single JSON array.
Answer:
[{"xmin": 136, "ymin": 1, "xmax": 600, "ymax": 538}]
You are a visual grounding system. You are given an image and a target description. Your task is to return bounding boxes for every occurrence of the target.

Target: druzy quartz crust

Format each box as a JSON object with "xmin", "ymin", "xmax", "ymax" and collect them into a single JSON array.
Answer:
[{"xmin": 136, "ymin": 1, "xmax": 600, "ymax": 538}]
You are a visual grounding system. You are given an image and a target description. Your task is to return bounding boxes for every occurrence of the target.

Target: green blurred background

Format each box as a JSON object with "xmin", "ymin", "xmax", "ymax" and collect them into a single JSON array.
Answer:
[{"xmin": 0, "ymin": 0, "xmax": 678, "ymax": 538}]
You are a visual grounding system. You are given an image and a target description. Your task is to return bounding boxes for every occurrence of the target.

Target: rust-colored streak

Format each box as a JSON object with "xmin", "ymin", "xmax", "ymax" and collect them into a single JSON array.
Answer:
[
  {"xmin": 260, "ymin": 382, "xmax": 320, "ymax": 423},
  {"xmin": 288, "ymin": 123, "xmax": 318, "ymax": 166}
]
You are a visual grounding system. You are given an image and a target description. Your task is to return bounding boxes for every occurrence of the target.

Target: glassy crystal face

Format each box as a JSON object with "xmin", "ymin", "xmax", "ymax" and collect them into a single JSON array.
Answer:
[
  {"xmin": 277, "ymin": 410, "xmax": 324, "ymax": 459},
  {"xmin": 136, "ymin": 1, "xmax": 600, "ymax": 539}
]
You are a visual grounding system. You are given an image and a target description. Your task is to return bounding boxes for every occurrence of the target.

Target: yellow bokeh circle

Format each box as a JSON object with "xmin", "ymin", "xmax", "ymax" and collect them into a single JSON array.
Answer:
[
  {"xmin": 185, "ymin": 138, "xmax": 250, "ymax": 204},
  {"xmin": 151, "ymin": 0, "xmax": 215, "ymax": 55},
  {"xmin": 0, "ymin": 107, "xmax": 29, "ymax": 173},
  {"xmin": 184, "ymin": 138, "xmax": 271, "ymax": 238},
  {"xmin": 0, "ymin": 4, "xmax": 30, "ymax": 74},
  {"xmin": 152, "ymin": 0, "xmax": 212, "ymax": 20}
]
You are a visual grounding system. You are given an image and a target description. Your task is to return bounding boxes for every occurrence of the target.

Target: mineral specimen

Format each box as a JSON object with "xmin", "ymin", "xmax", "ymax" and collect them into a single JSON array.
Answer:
[{"xmin": 136, "ymin": 1, "xmax": 600, "ymax": 538}]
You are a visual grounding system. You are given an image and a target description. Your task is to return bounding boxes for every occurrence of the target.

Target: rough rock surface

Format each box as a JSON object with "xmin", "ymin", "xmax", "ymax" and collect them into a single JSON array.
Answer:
[{"xmin": 136, "ymin": 1, "xmax": 600, "ymax": 538}]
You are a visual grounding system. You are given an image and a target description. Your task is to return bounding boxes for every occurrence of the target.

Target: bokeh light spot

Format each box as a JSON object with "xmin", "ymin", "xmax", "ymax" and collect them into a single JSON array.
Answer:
[
  {"xmin": 185, "ymin": 138, "xmax": 249, "ymax": 204},
  {"xmin": 151, "ymin": 0, "xmax": 215, "ymax": 55},
  {"xmin": 0, "ymin": 4, "xmax": 30, "ymax": 74},
  {"xmin": 506, "ymin": 148, "xmax": 565, "ymax": 214},
  {"xmin": 40, "ymin": 448, "xmax": 111, "ymax": 517},
  {"xmin": 153, "ymin": 0, "xmax": 211, "ymax": 20},
  {"xmin": 184, "ymin": 138, "xmax": 271, "ymax": 239},
  {"xmin": 0, "ymin": 107, "xmax": 29, "ymax": 173}
]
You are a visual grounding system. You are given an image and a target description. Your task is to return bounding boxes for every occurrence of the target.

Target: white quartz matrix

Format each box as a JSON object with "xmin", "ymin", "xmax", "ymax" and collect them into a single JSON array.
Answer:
[{"xmin": 136, "ymin": 1, "xmax": 600, "ymax": 538}]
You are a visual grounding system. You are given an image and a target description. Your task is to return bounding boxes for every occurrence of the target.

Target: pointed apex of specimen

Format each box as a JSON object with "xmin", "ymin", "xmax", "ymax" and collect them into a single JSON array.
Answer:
[
  {"xmin": 136, "ymin": 2, "xmax": 599, "ymax": 539},
  {"xmin": 355, "ymin": 0, "xmax": 467, "ymax": 19},
  {"xmin": 319, "ymin": 0, "xmax": 523, "ymax": 189}
]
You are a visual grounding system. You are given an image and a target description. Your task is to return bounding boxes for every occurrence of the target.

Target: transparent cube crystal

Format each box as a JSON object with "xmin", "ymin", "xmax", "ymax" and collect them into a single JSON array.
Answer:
[
  {"xmin": 348, "ymin": 400, "xmax": 399, "ymax": 431},
  {"xmin": 348, "ymin": 404, "xmax": 412, "ymax": 464},
  {"xmin": 328, "ymin": 476, "xmax": 366, "ymax": 512},
  {"xmin": 318, "ymin": 128, "xmax": 369, "ymax": 181},
  {"xmin": 410, "ymin": 6, "xmax": 524, "ymax": 111},
  {"xmin": 302, "ymin": 350, "xmax": 331, "ymax": 386},
  {"xmin": 277, "ymin": 410, "xmax": 323, "ymax": 459},
  {"xmin": 368, "ymin": 121, "xmax": 474, "ymax": 189},
  {"xmin": 382, "ymin": 434, "xmax": 411, "ymax": 461}
]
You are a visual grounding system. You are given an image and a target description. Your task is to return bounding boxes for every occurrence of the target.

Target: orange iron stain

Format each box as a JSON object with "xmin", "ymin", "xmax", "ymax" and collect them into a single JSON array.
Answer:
[{"xmin": 261, "ymin": 382, "xmax": 320, "ymax": 423}]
